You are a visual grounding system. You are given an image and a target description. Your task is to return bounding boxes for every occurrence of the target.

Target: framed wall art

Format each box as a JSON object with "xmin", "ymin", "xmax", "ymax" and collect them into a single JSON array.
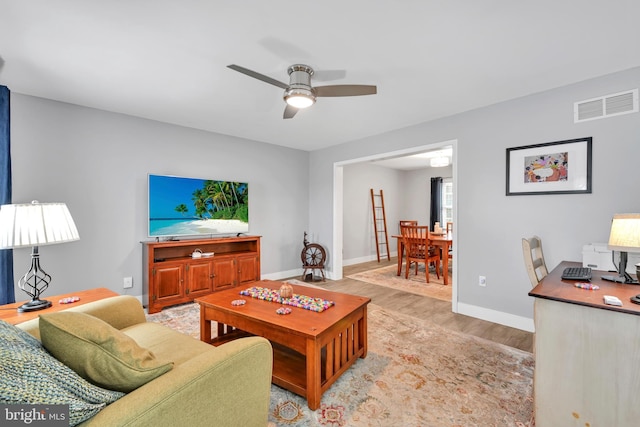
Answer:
[{"xmin": 506, "ymin": 137, "xmax": 592, "ymax": 196}]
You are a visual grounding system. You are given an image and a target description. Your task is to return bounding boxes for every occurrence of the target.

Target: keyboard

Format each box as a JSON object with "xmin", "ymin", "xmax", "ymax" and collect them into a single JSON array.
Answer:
[{"xmin": 561, "ymin": 267, "xmax": 592, "ymax": 281}]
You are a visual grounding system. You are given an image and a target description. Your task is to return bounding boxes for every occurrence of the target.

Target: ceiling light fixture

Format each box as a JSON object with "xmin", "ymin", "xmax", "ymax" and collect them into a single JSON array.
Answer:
[
  {"xmin": 283, "ymin": 65, "xmax": 317, "ymax": 109},
  {"xmin": 284, "ymin": 88, "xmax": 316, "ymax": 109},
  {"xmin": 430, "ymin": 156, "xmax": 450, "ymax": 167}
]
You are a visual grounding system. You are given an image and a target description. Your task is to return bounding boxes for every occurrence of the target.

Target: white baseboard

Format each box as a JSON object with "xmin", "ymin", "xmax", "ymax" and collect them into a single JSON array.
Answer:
[
  {"xmin": 457, "ymin": 302, "xmax": 535, "ymax": 333},
  {"xmin": 262, "ymin": 268, "xmax": 339, "ymax": 281},
  {"xmin": 263, "ymin": 251, "xmax": 401, "ymax": 281},
  {"xmin": 343, "ymin": 252, "xmax": 398, "ymax": 266},
  {"xmin": 261, "ymin": 268, "xmax": 330, "ymax": 280},
  {"xmin": 343, "ymin": 255, "xmax": 378, "ymax": 266}
]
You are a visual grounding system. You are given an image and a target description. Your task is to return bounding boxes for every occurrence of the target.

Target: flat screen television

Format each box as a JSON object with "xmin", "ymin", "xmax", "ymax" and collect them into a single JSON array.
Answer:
[{"xmin": 148, "ymin": 174, "xmax": 249, "ymax": 238}]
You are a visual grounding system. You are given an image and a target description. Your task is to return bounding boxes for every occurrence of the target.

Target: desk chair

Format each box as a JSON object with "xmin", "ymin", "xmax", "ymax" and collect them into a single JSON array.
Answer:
[
  {"xmin": 522, "ymin": 235, "xmax": 548, "ymax": 287},
  {"xmin": 401, "ymin": 225, "xmax": 440, "ymax": 283}
]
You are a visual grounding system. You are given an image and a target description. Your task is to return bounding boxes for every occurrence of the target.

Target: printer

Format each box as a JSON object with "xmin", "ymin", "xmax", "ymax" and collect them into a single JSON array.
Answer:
[{"xmin": 582, "ymin": 243, "xmax": 640, "ymax": 274}]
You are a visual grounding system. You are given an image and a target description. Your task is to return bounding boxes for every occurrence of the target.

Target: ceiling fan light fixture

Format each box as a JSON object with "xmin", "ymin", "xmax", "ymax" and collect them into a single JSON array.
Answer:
[
  {"xmin": 284, "ymin": 88, "xmax": 316, "ymax": 109},
  {"xmin": 227, "ymin": 63, "xmax": 376, "ymax": 119},
  {"xmin": 430, "ymin": 156, "xmax": 450, "ymax": 167}
]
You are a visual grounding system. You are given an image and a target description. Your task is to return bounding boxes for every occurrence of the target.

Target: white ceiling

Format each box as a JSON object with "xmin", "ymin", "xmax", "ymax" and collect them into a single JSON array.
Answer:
[{"xmin": 1, "ymin": 1, "xmax": 639, "ymax": 152}]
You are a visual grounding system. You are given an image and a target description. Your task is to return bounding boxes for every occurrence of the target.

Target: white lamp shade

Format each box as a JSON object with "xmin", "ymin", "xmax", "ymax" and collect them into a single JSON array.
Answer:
[
  {"xmin": 608, "ymin": 213, "xmax": 640, "ymax": 252},
  {"xmin": 0, "ymin": 202, "xmax": 80, "ymax": 249}
]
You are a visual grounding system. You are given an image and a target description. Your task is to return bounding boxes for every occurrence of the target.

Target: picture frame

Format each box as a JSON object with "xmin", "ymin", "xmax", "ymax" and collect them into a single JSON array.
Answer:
[{"xmin": 506, "ymin": 137, "xmax": 592, "ymax": 196}]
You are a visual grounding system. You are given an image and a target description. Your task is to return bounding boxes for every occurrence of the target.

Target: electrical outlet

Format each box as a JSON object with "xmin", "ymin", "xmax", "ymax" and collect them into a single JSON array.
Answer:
[
  {"xmin": 478, "ymin": 275, "xmax": 486, "ymax": 287},
  {"xmin": 123, "ymin": 277, "xmax": 133, "ymax": 289}
]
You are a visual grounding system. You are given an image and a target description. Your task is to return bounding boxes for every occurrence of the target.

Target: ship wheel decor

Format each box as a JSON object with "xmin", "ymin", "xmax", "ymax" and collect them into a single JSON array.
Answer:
[{"xmin": 300, "ymin": 232, "xmax": 326, "ymax": 282}]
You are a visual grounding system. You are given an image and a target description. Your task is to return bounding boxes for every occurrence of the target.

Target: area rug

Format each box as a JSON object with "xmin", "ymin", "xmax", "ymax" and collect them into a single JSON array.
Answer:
[
  {"xmin": 147, "ymin": 297, "xmax": 534, "ymax": 426},
  {"xmin": 348, "ymin": 263, "xmax": 452, "ymax": 301}
]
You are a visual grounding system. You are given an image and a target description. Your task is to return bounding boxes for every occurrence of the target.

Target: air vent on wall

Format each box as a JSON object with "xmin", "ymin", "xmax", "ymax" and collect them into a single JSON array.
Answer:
[{"xmin": 574, "ymin": 89, "xmax": 638, "ymax": 123}]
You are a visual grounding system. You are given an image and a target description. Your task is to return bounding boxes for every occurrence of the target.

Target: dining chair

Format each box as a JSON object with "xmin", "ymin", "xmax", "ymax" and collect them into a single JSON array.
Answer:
[
  {"xmin": 401, "ymin": 225, "xmax": 440, "ymax": 283},
  {"xmin": 398, "ymin": 221, "xmax": 418, "ymax": 272},
  {"xmin": 446, "ymin": 222, "xmax": 453, "ymax": 233},
  {"xmin": 399, "ymin": 220, "xmax": 418, "ymax": 232},
  {"xmin": 522, "ymin": 235, "xmax": 548, "ymax": 287}
]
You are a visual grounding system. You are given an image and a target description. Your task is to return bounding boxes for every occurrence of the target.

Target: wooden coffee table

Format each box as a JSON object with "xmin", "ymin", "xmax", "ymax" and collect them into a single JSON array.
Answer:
[{"xmin": 195, "ymin": 280, "xmax": 371, "ymax": 410}]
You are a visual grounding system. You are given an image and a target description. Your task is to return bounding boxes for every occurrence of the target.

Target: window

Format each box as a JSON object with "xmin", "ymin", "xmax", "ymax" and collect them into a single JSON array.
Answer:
[{"xmin": 441, "ymin": 178, "xmax": 453, "ymax": 225}]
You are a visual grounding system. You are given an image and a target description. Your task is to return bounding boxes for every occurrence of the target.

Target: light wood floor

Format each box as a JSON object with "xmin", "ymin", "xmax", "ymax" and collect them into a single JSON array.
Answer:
[{"xmin": 291, "ymin": 257, "xmax": 533, "ymax": 352}]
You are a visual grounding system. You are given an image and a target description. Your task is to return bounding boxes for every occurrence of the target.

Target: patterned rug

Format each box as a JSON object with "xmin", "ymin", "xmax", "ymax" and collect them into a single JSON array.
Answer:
[
  {"xmin": 348, "ymin": 264, "xmax": 452, "ymax": 301},
  {"xmin": 147, "ymin": 295, "xmax": 534, "ymax": 426}
]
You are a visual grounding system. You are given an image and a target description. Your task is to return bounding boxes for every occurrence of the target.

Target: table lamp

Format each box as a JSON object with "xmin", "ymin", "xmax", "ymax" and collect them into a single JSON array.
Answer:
[
  {"xmin": 0, "ymin": 201, "xmax": 80, "ymax": 312},
  {"xmin": 602, "ymin": 213, "xmax": 640, "ymax": 285}
]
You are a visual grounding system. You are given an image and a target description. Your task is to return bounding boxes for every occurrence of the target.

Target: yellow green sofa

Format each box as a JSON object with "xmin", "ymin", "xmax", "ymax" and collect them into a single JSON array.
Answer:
[{"xmin": 15, "ymin": 295, "xmax": 273, "ymax": 426}]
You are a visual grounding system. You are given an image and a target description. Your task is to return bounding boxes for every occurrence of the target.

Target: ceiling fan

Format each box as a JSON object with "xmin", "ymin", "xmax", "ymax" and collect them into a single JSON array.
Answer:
[{"xmin": 227, "ymin": 64, "xmax": 377, "ymax": 119}]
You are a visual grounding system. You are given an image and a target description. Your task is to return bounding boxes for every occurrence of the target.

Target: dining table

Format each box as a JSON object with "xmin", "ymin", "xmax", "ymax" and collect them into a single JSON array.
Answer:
[{"xmin": 392, "ymin": 231, "xmax": 453, "ymax": 285}]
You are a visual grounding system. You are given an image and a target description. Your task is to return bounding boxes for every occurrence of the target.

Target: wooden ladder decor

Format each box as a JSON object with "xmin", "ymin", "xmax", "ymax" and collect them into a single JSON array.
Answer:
[{"xmin": 370, "ymin": 189, "xmax": 390, "ymax": 262}]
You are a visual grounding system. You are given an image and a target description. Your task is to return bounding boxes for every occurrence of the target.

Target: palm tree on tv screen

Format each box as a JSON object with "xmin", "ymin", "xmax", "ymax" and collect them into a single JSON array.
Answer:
[
  {"xmin": 182, "ymin": 180, "xmax": 248, "ymax": 222},
  {"xmin": 174, "ymin": 204, "xmax": 188, "ymax": 216},
  {"xmin": 191, "ymin": 188, "xmax": 208, "ymax": 218}
]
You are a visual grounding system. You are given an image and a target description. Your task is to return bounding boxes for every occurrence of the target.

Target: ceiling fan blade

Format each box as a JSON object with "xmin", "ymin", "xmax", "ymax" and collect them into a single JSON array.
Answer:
[
  {"xmin": 315, "ymin": 85, "xmax": 377, "ymax": 97},
  {"xmin": 283, "ymin": 104, "xmax": 298, "ymax": 119},
  {"xmin": 227, "ymin": 64, "xmax": 289, "ymax": 90},
  {"xmin": 313, "ymin": 69, "xmax": 347, "ymax": 82}
]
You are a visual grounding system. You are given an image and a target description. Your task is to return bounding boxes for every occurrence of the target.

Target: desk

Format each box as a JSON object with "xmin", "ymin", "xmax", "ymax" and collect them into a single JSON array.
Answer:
[
  {"xmin": 392, "ymin": 232, "xmax": 452, "ymax": 285},
  {"xmin": 529, "ymin": 261, "xmax": 640, "ymax": 425}
]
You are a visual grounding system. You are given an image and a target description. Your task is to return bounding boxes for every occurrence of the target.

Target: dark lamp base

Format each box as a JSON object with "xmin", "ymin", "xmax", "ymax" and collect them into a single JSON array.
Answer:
[
  {"xmin": 18, "ymin": 299, "xmax": 52, "ymax": 313},
  {"xmin": 601, "ymin": 275, "xmax": 639, "ymax": 285}
]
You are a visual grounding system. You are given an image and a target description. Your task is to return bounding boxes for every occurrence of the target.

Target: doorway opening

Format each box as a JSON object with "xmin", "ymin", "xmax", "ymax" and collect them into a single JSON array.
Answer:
[{"xmin": 332, "ymin": 139, "xmax": 458, "ymax": 312}]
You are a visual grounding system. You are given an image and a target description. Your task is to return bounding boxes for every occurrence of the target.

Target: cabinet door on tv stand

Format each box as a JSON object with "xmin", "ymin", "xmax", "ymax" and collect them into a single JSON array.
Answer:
[
  {"xmin": 186, "ymin": 260, "xmax": 214, "ymax": 298},
  {"xmin": 213, "ymin": 258, "xmax": 236, "ymax": 291},
  {"xmin": 237, "ymin": 254, "xmax": 259, "ymax": 286},
  {"xmin": 152, "ymin": 262, "xmax": 185, "ymax": 309}
]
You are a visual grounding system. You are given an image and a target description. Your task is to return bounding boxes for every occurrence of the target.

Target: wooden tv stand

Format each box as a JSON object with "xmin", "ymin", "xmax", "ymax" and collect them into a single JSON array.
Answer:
[{"xmin": 142, "ymin": 236, "xmax": 260, "ymax": 314}]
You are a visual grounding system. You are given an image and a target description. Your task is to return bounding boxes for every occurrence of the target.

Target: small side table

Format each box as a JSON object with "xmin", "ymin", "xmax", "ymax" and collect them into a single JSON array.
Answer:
[{"xmin": 0, "ymin": 287, "xmax": 119, "ymax": 325}]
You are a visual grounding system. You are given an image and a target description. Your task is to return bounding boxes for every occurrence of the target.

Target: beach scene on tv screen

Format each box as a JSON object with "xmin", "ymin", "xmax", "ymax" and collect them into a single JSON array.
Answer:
[{"xmin": 149, "ymin": 175, "xmax": 249, "ymax": 237}]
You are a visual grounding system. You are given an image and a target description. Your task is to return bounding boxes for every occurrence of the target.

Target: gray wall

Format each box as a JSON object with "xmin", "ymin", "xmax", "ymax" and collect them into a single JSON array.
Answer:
[
  {"xmin": 10, "ymin": 94, "xmax": 309, "ymax": 298},
  {"xmin": 342, "ymin": 163, "xmax": 402, "ymax": 263},
  {"xmin": 309, "ymin": 66, "xmax": 640, "ymax": 329}
]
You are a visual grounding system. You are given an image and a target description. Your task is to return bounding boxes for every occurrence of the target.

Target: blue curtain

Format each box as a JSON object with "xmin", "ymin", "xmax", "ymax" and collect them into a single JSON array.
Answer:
[
  {"xmin": 429, "ymin": 177, "xmax": 443, "ymax": 231},
  {"xmin": 0, "ymin": 85, "xmax": 15, "ymax": 304}
]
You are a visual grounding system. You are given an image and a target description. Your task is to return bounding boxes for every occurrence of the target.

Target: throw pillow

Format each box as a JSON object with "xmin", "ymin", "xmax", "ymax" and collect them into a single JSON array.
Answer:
[
  {"xmin": 0, "ymin": 319, "xmax": 124, "ymax": 427},
  {"xmin": 39, "ymin": 312, "xmax": 173, "ymax": 393}
]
